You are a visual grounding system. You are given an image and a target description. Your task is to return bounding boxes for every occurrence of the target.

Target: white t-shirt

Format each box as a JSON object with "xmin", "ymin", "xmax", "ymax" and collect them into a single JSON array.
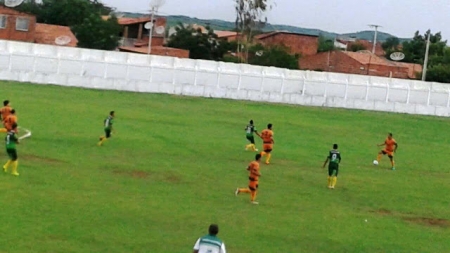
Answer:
[{"xmin": 193, "ymin": 235, "xmax": 226, "ymax": 253}]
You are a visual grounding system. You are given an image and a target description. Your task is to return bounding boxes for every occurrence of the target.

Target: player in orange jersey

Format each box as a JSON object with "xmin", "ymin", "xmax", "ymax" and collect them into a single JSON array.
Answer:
[
  {"xmin": 375, "ymin": 133, "xmax": 398, "ymax": 170},
  {"xmin": 235, "ymin": 154, "xmax": 261, "ymax": 204},
  {"xmin": 4, "ymin": 109, "xmax": 18, "ymax": 133},
  {"xmin": 0, "ymin": 100, "xmax": 12, "ymax": 133},
  {"xmin": 259, "ymin": 123, "xmax": 274, "ymax": 164}
]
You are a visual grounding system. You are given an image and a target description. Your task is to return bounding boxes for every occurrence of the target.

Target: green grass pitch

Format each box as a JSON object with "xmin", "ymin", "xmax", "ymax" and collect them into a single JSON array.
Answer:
[{"xmin": 0, "ymin": 81, "xmax": 449, "ymax": 253}]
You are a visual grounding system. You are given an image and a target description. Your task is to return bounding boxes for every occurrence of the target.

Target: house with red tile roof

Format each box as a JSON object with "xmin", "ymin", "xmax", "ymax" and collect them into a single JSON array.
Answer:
[
  {"xmin": 102, "ymin": 15, "xmax": 189, "ymax": 58},
  {"xmin": 254, "ymin": 31, "xmax": 319, "ymax": 56},
  {"xmin": 300, "ymin": 50, "xmax": 421, "ymax": 79},
  {"xmin": 0, "ymin": 6, "xmax": 77, "ymax": 47}
]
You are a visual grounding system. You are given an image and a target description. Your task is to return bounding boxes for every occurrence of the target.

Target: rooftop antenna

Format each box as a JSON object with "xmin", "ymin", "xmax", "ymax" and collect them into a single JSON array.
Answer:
[
  {"xmin": 147, "ymin": 0, "xmax": 166, "ymax": 55},
  {"xmin": 55, "ymin": 35, "xmax": 72, "ymax": 46},
  {"xmin": 368, "ymin": 24, "xmax": 382, "ymax": 54},
  {"xmin": 4, "ymin": 0, "xmax": 25, "ymax": 7}
]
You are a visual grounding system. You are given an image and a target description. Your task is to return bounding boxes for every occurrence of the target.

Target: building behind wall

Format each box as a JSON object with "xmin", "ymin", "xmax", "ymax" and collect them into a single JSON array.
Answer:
[{"xmin": 300, "ymin": 50, "xmax": 422, "ymax": 79}]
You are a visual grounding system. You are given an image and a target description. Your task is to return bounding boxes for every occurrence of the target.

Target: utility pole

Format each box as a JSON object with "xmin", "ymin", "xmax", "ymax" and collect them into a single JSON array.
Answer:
[
  {"xmin": 147, "ymin": 6, "xmax": 155, "ymax": 55},
  {"xmin": 422, "ymin": 31, "xmax": 431, "ymax": 81},
  {"xmin": 368, "ymin": 24, "xmax": 382, "ymax": 54}
]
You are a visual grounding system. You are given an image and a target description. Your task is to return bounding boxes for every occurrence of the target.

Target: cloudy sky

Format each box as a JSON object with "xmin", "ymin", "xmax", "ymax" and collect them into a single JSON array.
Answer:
[{"xmin": 101, "ymin": 0, "xmax": 450, "ymax": 40}]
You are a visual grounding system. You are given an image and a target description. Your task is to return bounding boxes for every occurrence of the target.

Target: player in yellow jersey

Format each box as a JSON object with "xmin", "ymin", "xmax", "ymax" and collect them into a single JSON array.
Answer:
[{"xmin": 259, "ymin": 123, "xmax": 274, "ymax": 165}]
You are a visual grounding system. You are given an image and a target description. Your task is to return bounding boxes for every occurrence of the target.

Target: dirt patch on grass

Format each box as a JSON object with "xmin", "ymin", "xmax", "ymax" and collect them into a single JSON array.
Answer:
[
  {"xmin": 162, "ymin": 172, "xmax": 182, "ymax": 183},
  {"xmin": 25, "ymin": 154, "xmax": 66, "ymax": 164},
  {"xmin": 370, "ymin": 209, "xmax": 449, "ymax": 228},
  {"xmin": 403, "ymin": 217, "xmax": 450, "ymax": 228},
  {"xmin": 375, "ymin": 208, "xmax": 393, "ymax": 215},
  {"xmin": 112, "ymin": 169, "xmax": 151, "ymax": 179}
]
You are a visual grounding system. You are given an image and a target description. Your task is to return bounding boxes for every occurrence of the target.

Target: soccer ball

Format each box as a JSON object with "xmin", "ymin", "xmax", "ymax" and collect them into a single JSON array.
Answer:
[{"xmin": 373, "ymin": 160, "xmax": 379, "ymax": 165}]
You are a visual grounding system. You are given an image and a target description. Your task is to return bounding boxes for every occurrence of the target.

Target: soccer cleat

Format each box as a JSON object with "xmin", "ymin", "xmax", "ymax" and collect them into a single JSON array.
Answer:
[
  {"xmin": 265, "ymin": 162, "xmax": 270, "ymax": 165},
  {"xmin": 391, "ymin": 167, "xmax": 396, "ymax": 171},
  {"xmin": 11, "ymin": 172, "xmax": 19, "ymax": 176},
  {"xmin": 328, "ymin": 186, "xmax": 332, "ymax": 189},
  {"xmin": 235, "ymin": 188, "xmax": 239, "ymax": 196},
  {"xmin": 3, "ymin": 166, "xmax": 7, "ymax": 173},
  {"xmin": 255, "ymin": 149, "xmax": 259, "ymax": 152},
  {"xmin": 251, "ymin": 201, "xmax": 259, "ymax": 205}
]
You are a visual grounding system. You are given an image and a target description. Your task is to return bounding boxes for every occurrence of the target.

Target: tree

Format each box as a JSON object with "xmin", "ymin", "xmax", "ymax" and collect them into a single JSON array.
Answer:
[
  {"xmin": 72, "ymin": 14, "xmax": 121, "ymax": 50},
  {"xmin": 349, "ymin": 43, "xmax": 366, "ymax": 52},
  {"xmin": 382, "ymin": 37, "xmax": 400, "ymax": 58},
  {"xmin": 167, "ymin": 23, "xmax": 233, "ymax": 61},
  {"xmin": 248, "ymin": 44, "xmax": 299, "ymax": 70},
  {"xmin": 317, "ymin": 35, "xmax": 335, "ymax": 53},
  {"xmin": 235, "ymin": 0, "xmax": 272, "ymax": 62},
  {"xmin": 401, "ymin": 31, "xmax": 447, "ymax": 65}
]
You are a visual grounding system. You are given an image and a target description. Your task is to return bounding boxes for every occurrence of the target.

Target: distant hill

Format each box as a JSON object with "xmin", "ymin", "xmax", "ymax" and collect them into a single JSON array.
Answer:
[{"xmin": 116, "ymin": 12, "xmax": 410, "ymax": 42}]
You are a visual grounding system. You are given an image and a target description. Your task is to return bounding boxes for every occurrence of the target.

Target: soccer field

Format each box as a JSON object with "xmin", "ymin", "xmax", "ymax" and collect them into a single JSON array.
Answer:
[{"xmin": 0, "ymin": 81, "xmax": 449, "ymax": 253}]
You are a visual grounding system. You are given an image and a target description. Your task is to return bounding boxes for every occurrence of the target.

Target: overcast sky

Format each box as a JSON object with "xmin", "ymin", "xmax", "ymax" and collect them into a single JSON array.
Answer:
[{"xmin": 101, "ymin": 0, "xmax": 450, "ymax": 40}]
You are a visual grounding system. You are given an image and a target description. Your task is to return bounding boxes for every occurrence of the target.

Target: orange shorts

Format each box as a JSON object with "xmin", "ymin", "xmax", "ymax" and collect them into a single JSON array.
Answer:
[
  {"xmin": 263, "ymin": 144, "xmax": 273, "ymax": 153},
  {"xmin": 382, "ymin": 150, "xmax": 394, "ymax": 157},
  {"xmin": 248, "ymin": 180, "xmax": 259, "ymax": 191}
]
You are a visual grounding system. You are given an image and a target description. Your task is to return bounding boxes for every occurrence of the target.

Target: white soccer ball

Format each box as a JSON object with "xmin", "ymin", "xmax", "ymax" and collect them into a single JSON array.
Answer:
[{"xmin": 373, "ymin": 160, "xmax": 379, "ymax": 165}]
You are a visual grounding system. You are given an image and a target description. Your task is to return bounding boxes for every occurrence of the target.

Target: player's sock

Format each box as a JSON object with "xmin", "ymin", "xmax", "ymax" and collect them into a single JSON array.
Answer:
[
  {"xmin": 239, "ymin": 188, "xmax": 251, "ymax": 194},
  {"xmin": 251, "ymin": 144, "xmax": 256, "ymax": 151},
  {"xmin": 11, "ymin": 161, "xmax": 19, "ymax": 176},
  {"xmin": 3, "ymin": 160, "xmax": 11, "ymax": 172},
  {"xmin": 250, "ymin": 191, "xmax": 257, "ymax": 202},
  {"xmin": 391, "ymin": 160, "xmax": 395, "ymax": 169},
  {"xmin": 332, "ymin": 176, "xmax": 337, "ymax": 187},
  {"xmin": 376, "ymin": 154, "xmax": 382, "ymax": 161},
  {"xmin": 266, "ymin": 153, "xmax": 271, "ymax": 164},
  {"xmin": 327, "ymin": 176, "xmax": 332, "ymax": 187},
  {"xmin": 0, "ymin": 128, "xmax": 6, "ymax": 133}
]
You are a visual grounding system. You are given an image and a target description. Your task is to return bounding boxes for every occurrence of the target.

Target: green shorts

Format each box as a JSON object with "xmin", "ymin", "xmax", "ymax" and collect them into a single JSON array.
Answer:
[
  {"xmin": 105, "ymin": 128, "xmax": 112, "ymax": 138},
  {"xmin": 246, "ymin": 135, "xmax": 255, "ymax": 144},
  {"xmin": 6, "ymin": 148, "xmax": 18, "ymax": 161},
  {"xmin": 328, "ymin": 163, "xmax": 339, "ymax": 177}
]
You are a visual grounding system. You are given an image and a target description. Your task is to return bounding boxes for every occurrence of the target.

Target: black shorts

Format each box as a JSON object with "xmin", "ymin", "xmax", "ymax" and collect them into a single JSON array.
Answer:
[
  {"xmin": 328, "ymin": 164, "xmax": 339, "ymax": 177},
  {"xmin": 246, "ymin": 136, "xmax": 255, "ymax": 144},
  {"xmin": 105, "ymin": 129, "xmax": 112, "ymax": 138},
  {"xmin": 6, "ymin": 148, "xmax": 18, "ymax": 161}
]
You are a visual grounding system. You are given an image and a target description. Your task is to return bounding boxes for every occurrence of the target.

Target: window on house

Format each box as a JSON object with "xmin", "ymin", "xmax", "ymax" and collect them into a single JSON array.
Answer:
[
  {"xmin": 0, "ymin": 15, "xmax": 7, "ymax": 29},
  {"xmin": 16, "ymin": 17, "xmax": 29, "ymax": 31}
]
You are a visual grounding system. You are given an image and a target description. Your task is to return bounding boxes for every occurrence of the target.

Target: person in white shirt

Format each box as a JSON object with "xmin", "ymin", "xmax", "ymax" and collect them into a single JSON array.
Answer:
[{"xmin": 193, "ymin": 224, "xmax": 226, "ymax": 253}]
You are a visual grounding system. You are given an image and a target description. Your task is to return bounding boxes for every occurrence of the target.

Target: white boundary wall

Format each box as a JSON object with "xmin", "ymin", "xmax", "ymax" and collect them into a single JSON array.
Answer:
[{"xmin": 1, "ymin": 40, "xmax": 450, "ymax": 117}]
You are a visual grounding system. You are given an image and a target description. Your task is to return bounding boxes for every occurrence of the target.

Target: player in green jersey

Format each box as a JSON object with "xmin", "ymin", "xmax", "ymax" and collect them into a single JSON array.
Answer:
[
  {"xmin": 98, "ymin": 111, "xmax": 115, "ymax": 146},
  {"xmin": 322, "ymin": 144, "xmax": 342, "ymax": 189},
  {"xmin": 3, "ymin": 123, "xmax": 20, "ymax": 176},
  {"xmin": 244, "ymin": 120, "xmax": 259, "ymax": 152}
]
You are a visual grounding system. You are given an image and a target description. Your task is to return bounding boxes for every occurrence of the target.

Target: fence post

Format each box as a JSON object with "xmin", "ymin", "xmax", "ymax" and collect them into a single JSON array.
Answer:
[
  {"xmin": 260, "ymin": 69, "xmax": 265, "ymax": 93},
  {"xmin": 447, "ymin": 88, "xmax": 450, "ymax": 107},
  {"xmin": 280, "ymin": 71, "xmax": 286, "ymax": 95},
  {"xmin": 172, "ymin": 60, "xmax": 177, "ymax": 86},
  {"xmin": 406, "ymin": 82, "xmax": 411, "ymax": 104},
  {"xmin": 32, "ymin": 55, "xmax": 37, "ymax": 74},
  {"xmin": 8, "ymin": 54, "xmax": 12, "ymax": 71},
  {"xmin": 216, "ymin": 66, "xmax": 221, "ymax": 88},
  {"xmin": 385, "ymin": 80, "xmax": 390, "ymax": 103},
  {"xmin": 193, "ymin": 63, "xmax": 198, "ymax": 86},
  {"xmin": 365, "ymin": 80, "xmax": 370, "ymax": 101},
  {"xmin": 80, "ymin": 60, "xmax": 85, "ymax": 76},
  {"xmin": 344, "ymin": 77, "xmax": 349, "ymax": 100},
  {"xmin": 104, "ymin": 62, "xmax": 108, "ymax": 79}
]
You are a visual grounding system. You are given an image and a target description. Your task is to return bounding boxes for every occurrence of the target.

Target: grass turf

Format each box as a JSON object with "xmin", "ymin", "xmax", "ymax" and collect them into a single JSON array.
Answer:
[{"xmin": 0, "ymin": 81, "xmax": 449, "ymax": 253}]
